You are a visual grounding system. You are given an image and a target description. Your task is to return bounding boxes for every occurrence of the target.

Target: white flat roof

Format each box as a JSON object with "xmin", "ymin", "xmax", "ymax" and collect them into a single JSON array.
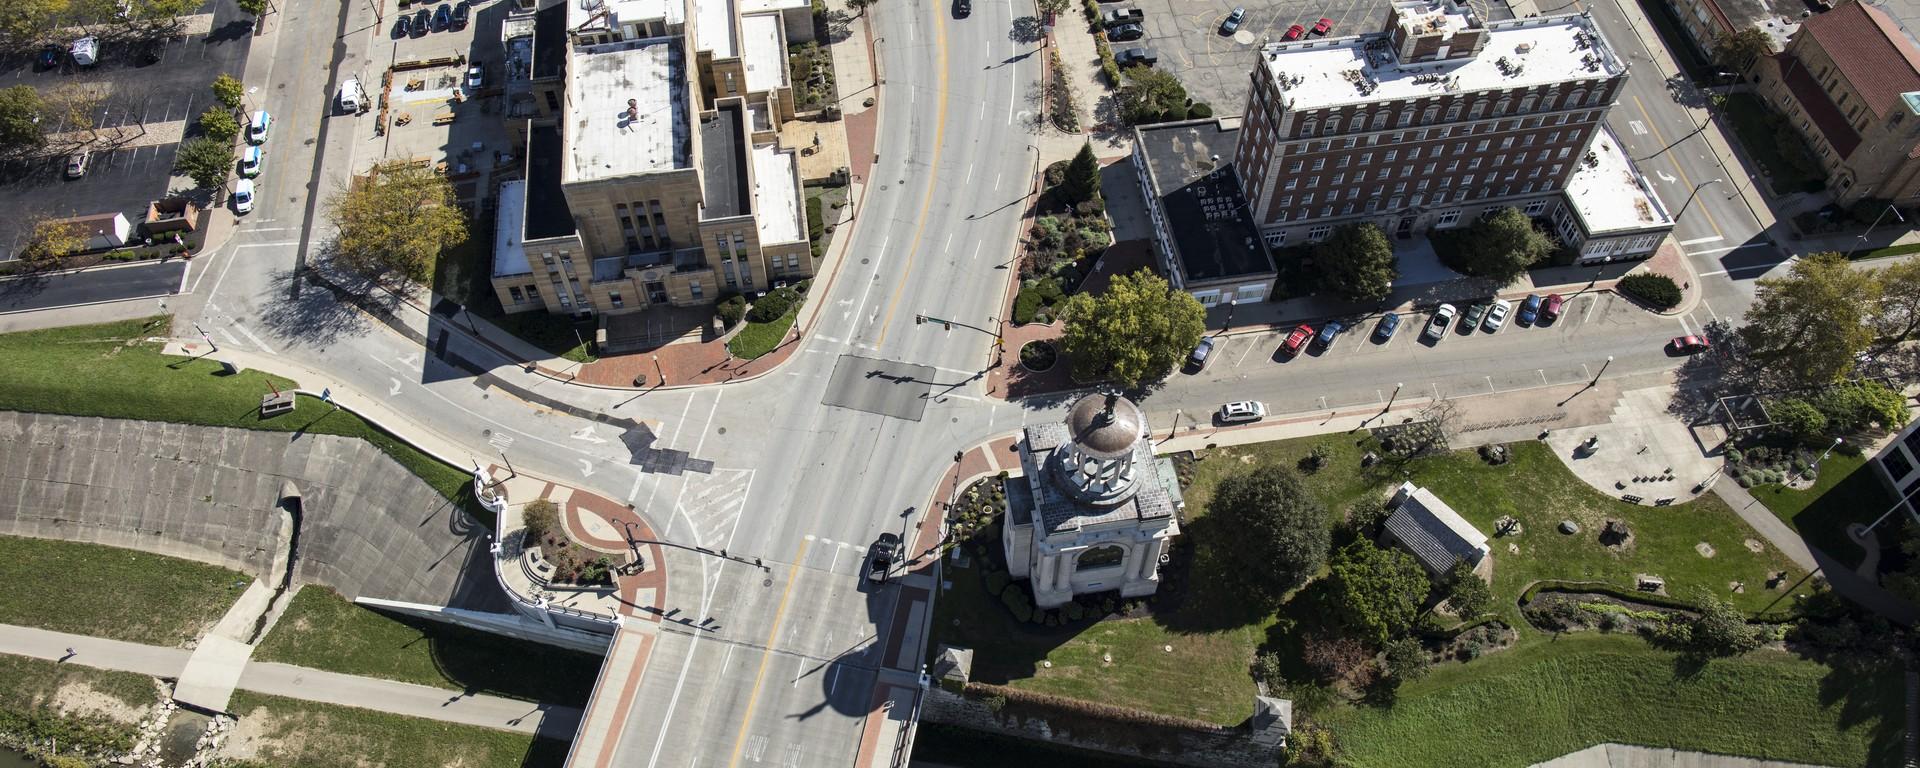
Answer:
[
  {"xmin": 742, "ymin": 13, "xmax": 786, "ymax": 92},
  {"xmin": 739, "ymin": 0, "xmax": 806, "ymax": 13},
  {"xmin": 694, "ymin": 0, "xmax": 736, "ymax": 58},
  {"xmin": 1260, "ymin": 13, "xmax": 1624, "ymax": 111},
  {"xmin": 752, "ymin": 144, "xmax": 804, "ymax": 244},
  {"xmin": 569, "ymin": 0, "xmax": 683, "ymax": 31},
  {"xmin": 1565, "ymin": 125, "xmax": 1672, "ymax": 234},
  {"xmin": 567, "ymin": 38, "xmax": 691, "ymax": 181},
  {"xmin": 493, "ymin": 180, "xmax": 532, "ymax": 277}
]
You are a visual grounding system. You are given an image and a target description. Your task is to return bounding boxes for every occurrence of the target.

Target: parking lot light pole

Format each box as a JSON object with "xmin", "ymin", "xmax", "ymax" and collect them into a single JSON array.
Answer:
[
  {"xmin": 652, "ymin": 355, "xmax": 665, "ymax": 385},
  {"xmin": 1386, "ymin": 381, "xmax": 1403, "ymax": 412},
  {"xmin": 1802, "ymin": 437, "xmax": 1842, "ymax": 483},
  {"xmin": 1593, "ymin": 355, "xmax": 1613, "ymax": 385}
]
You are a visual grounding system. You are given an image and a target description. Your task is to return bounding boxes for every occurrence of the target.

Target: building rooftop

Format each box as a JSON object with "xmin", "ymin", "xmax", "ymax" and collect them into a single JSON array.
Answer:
[
  {"xmin": 1384, "ymin": 482, "xmax": 1488, "ymax": 575},
  {"xmin": 1777, "ymin": 52, "xmax": 1863, "ymax": 158},
  {"xmin": 1021, "ymin": 421, "xmax": 1180, "ymax": 535},
  {"xmin": 1258, "ymin": 9, "xmax": 1623, "ymax": 111},
  {"xmin": 742, "ymin": 13, "xmax": 787, "ymax": 93},
  {"xmin": 738, "ymin": 0, "xmax": 807, "ymax": 13},
  {"xmin": 526, "ymin": 125, "xmax": 578, "ymax": 240},
  {"xmin": 1563, "ymin": 125, "xmax": 1672, "ymax": 235},
  {"xmin": 699, "ymin": 104, "xmax": 750, "ymax": 219},
  {"xmin": 1800, "ymin": 0, "xmax": 1920, "ymax": 119},
  {"xmin": 752, "ymin": 144, "xmax": 804, "ymax": 243},
  {"xmin": 493, "ymin": 180, "xmax": 532, "ymax": 277},
  {"xmin": 533, "ymin": 3, "xmax": 566, "ymax": 80},
  {"xmin": 694, "ymin": 0, "xmax": 737, "ymax": 58},
  {"xmin": 566, "ymin": 37, "xmax": 691, "ymax": 182},
  {"xmin": 568, "ymin": 0, "xmax": 683, "ymax": 33},
  {"xmin": 1135, "ymin": 119, "xmax": 1275, "ymax": 283}
]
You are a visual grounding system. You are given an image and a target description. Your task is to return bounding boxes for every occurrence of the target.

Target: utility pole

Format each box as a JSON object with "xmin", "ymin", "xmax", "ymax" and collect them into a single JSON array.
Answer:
[{"xmin": 1674, "ymin": 179, "xmax": 1723, "ymax": 220}]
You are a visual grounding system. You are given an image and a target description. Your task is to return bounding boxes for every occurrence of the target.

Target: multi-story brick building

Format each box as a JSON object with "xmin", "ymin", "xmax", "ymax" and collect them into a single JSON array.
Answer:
[
  {"xmin": 489, "ymin": 0, "xmax": 813, "ymax": 318},
  {"xmin": 1234, "ymin": 0, "xmax": 1628, "ymax": 246},
  {"xmin": 1752, "ymin": 0, "xmax": 1920, "ymax": 206}
]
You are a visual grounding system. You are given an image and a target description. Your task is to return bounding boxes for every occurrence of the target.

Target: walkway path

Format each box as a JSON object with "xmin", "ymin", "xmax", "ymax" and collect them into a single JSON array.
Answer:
[
  {"xmin": 0, "ymin": 623, "xmax": 580, "ymax": 736},
  {"xmin": 1714, "ymin": 479, "xmax": 1919, "ymax": 625},
  {"xmin": 1531, "ymin": 743, "xmax": 1833, "ymax": 768}
]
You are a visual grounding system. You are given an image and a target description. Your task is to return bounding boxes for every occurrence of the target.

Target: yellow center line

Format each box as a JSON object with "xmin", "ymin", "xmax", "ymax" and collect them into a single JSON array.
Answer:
[
  {"xmin": 872, "ymin": 0, "xmax": 951, "ymax": 348},
  {"xmin": 1629, "ymin": 93, "xmax": 1725, "ymax": 242},
  {"xmin": 724, "ymin": 539, "xmax": 809, "ymax": 768}
]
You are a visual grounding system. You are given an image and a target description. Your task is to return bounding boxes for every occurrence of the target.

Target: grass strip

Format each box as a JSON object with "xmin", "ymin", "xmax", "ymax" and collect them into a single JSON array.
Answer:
[
  {"xmin": 0, "ymin": 535, "xmax": 249, "ymax": 647},
  {"xmin": 727, "ymin": 308, "xmax": 796, "ymax": 360},
  {"xmin": 223, "ymin": 691, "xmax": 567, "ymax": 768}
]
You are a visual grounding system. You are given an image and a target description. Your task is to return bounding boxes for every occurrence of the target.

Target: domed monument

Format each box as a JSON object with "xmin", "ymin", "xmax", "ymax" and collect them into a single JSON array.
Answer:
[{"xmin": 1002, "ymin": 393, "xmax": 1184, "ymax": 609}]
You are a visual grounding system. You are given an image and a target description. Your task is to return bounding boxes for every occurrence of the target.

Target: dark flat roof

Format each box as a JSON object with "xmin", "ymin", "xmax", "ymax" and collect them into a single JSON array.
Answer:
[
  {"xmin": 533, "ymin": 3, "xmax": 566, "ymax": 80},
  {"xmin": 699, "ymin": 104, "xmax": 750, "ymax": 220},
  {"xmin": 525, "ymin": 125, "xmax": 577, "ymax": 240},
  {"xmin": 1136, "ymin": 120, "xmax": 1274, "ymax": 283}
]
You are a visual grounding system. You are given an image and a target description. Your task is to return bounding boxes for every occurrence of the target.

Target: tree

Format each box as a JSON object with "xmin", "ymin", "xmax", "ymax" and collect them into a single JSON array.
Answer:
[
  {"xmin": 1315, "ymin": 222, "xmax": 1397, "ymax": 302},
  {"xmin": 198, "ymin": 107, "xmax": 238, "ymax": 143},
  {"xmin": 1444, "ymin": 560, "xmax": 1490, "ymax": 619},
  {"xmin": 521, "ymin": 498, "xmax": 559, "ymax": 542},
  {"xmin": 1871, "ymin": 259, "xmax": 1920, "ymax": 343},
  {"xmin": 327, "ymin": 163, "xmax": 469, "ymax": 289},
  {"xmin": 1812, "ymin": 380, "xmax": 1909, "ymax": 432},
  {"xmin": 211, "ymin": 73, "xmax": 245, "ymax": 111},
  {"xmin": 1444, "ymin": 207, "xmax": 1551, "ymax": 285},
  {"xmin": 1208, "ymin": 465, "xmax": 1332, "ymax": 601},
  {"xmin": 18, "ymin": 214, "xmax": 86, "ymax": 266},
  {"xmin": 0, "ymin": 86, "xmax": 45, "ymax": 159},
  {"xmin": 1381, "ymin": 637, "xmax": 1429, "ymax": 682},
  {"xmin": 1326, "ymin": 538, "xmax": 1429, "ymax": 645},
  {"xmin": 1035, "ymin": 0, "xmax": 1069, "ymax": 17},
  {"xmin": 1686, "ymin": 590, "xmax": 1763, "ymax": 656},
  {"xmin": 1058, "ymin": 268, "xmax": 1205, "ymax": 388},
  {"xmin": 1118, "ymin": 67, "xmax": 1188, "ymax": 125},
  {"xmin": 1769, "ymin": 397, "xmax": 1827, "ymax": 445},
  {"xmin": 1710, "ymin": 26, "xmax": 1772, "ymax": 73},
  {"xmin": 0, "ymin": 0, "xmax": 68, "ymax": 50},
  {"xmin": 1739, "ymin": 252, "xmax": 1879, "ymax": 386},
  {"xmin": 1058, "ymin": 142, "xmax": 1101, "ymax": 205},
  {"xmin": 235, "ymin": 0, "xmax": 267, "ymax": 15},
  {"xmin": 173, "ymin": 137, "xmax": 232, "ymax": 189}
]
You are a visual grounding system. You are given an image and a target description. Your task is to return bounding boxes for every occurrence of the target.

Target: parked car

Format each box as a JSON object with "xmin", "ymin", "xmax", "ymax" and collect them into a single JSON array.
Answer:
[
  {"xmin": 1220, "ymin": 7, "xmax": 1244, "ymax": 34},
  {"xmin": 1218, "ymin": 401, "xmax": 1267, "ymax": 425},
  {"xmin": 1315, "ymin": 320, "xmax": 1344, "ymax": 350},
  {"xmin": 466, "ymin": 64, "xmax": 484, "ymax": 89},
  {"xmin": 1543, "ymin": 293, "xmax": 1565, "ymax": 322},
  {"xmin": 1115, "ymin": 47, "xmax": 1158, "ymax": 67},
  {"xmin": 233, "ymin": 179, "xmax": 256, "ymax": 214},
  {"xmin": 1518, "ymin": 294, "xmax": 1542, "ymax": 325},
  {"xmin": 1424, "ymin": 304, "xmax": 1456, "ymax": 340},
  {"xmin": 432, "ymin": 3, "xmax": 452, "ymax": 30},
  {"xmin": 1109, "ymin": 23, "xmax": 1144, "ymax": 41},
  {"xmin": 1312, "ymin": 17, "xmax": 1332, "ymax": 34},
  {"xmin": 866, "ymin": 532, "xmax": 900, "ymax": 584},
  {"xmin": 247, "ymin": 110, "xmax": 272, "ymax": 145},
  {"xmin": 68, "ymin": 37, "xmax": 97, "ymax": 67},
  {"xmin": 411, "ymin": 8, "xmax": 430, "ymax": 35},
  {"xmin": 1462, "ymin": 300, "xmax": 1491, "ymax": 330},
  {"xmin": 1373, "ymin": 312, "xmax": 1401, "ymax": 341},
  {"xmin": 1482, "ymin": 298, "xmax": 1513, "ymax": 331},
  {"xmin": 240, "ymin": 145, "xmax": 263, "ymax": 178},
  {"xmin": 1187, "ymin": 337, "xmax": 1215, "ymax": 370},
  {"xmin": 1283, "ymin": 23, "xmax": 1305, "ymax": 40},
  {"xmin": 64, "ymin": 151, "xmax": 89, "ymax": 179},
  {"xmin": 1101, "ymin": 7, "xmax": 1144, "ymax": 28},
  {"xmin": 393, "ymin": 13, "xmax": 411, "ymax": 38},
  {"xmin": 451, "ymin": 0, "xmax": 470, "ymax": 28},
  {"xmin": 954, "ymin": 0, "xmax": 970, "ymax": 17},
  {"xmin": 1282, "ymin": 324, "xmax": 1313, "ymax": 356},
  {"xmin": 37, "ymin": 44, "xmax": 61, "ymax": 71},
  {"xmin": 1670, "ymin": 335, "xmax": 1712, "ymax": 354}
]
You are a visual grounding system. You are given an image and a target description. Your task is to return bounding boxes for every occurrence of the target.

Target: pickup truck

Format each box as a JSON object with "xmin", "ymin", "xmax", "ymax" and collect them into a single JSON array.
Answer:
[{"xmin": 1101, "ymin": 7, "xmax": 1144, "ymax": 28}]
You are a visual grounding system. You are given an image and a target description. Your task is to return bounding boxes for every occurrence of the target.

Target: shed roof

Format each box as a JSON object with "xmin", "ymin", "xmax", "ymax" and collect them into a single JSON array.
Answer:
[{"xmin": 1383, "ymin": 482, "xmax": 1488, "ymax": 574}]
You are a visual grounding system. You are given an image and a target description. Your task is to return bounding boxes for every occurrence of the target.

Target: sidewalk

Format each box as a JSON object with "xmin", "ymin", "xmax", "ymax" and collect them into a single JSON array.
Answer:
[
  {"xmin": 0, "ymin": 623, "xmax": 580, "ymax": 735},
  {"xmin": 1715, "ymin": 478, "xmax": 1920, "ymax": 624}
]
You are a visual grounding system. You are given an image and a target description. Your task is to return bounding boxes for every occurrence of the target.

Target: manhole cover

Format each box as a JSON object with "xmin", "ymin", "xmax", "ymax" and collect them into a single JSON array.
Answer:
[
  {"xmin": 481, "ymin": 429, "xmax": 492, "ymax": 437},
  {"xmin": 763, "ymin": 578, "xmax": 773, "ymax": 587},
  {"xmin": 861, "ymin": 258, "xmax": 870, "ymax": 264},
  {"xmin": 717, "ymin": 426, "xmax": 727, "ymax": 435},
  {"xmin": 880, "ymin": 184, "xmax": 889, "ymax": 190}
]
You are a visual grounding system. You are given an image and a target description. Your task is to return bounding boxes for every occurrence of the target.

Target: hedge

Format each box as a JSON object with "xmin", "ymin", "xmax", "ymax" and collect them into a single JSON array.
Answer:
[
  {"xmin": 1616, "ymin": 272, "xmax": 1681, "ymax": 310},
  {"xmin": 1095, "ymin": 38, "xmax": 1121, "ymax": 87},
  {"xmin": 747, "ymin": 286, "xmax": 800, "ymax": 323},
  {"xmin": 1517, "ymin": 580, "xmax": 1808, "ymax": 624},
  {"xmin": 805, "ymin": 196, "xmax": 824, "ymax": 243},
  {"xmin": 716, "ymin": 295, "xmax": 747, "ymax": 328}
]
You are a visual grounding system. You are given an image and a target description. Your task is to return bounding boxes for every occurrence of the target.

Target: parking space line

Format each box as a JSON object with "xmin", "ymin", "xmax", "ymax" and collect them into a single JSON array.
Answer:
[{"xmin": 1234, "ymin": 336, "xmax": 1259, "ymax": 367}]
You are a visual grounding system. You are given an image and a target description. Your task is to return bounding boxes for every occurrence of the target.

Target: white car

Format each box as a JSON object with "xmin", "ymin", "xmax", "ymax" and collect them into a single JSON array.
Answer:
[
  {"xmin": 1423, "ymin": 303, "xmax": 1457, "ymax": 340},
  {"xmin": 233, "ymin": 179, "xmax": 255, "ymax": 214},
  {"xmin": 247, "ymin": 110, "xmax": 271, "ymax": 145},
  {"xmin": 466, "ymin": 64, "xmax": 484, "ymax": 90},
  {"xmin": 1483, "ymin": 298, "xmax": 1513, "ymax": 332},
  {"xmin": 1217, "ymin": 400, "xmax": 1267, "ymax": 424},
  {"xmin": 239, "ymin": 145, "xmax": 263, "ymax": 178}
]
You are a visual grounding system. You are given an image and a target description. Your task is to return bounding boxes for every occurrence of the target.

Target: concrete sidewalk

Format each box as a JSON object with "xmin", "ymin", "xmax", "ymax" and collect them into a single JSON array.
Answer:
[{"xmin": 0, "ymin": 623, "xmax": 580, "ymax": 735}]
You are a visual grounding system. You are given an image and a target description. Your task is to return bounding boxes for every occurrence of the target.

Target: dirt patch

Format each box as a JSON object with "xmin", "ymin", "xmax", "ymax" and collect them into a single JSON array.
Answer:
[
  {"xmin": 1744, "ymin": 538, "xmax": 1766, "ymax": 554},
  {"xmin": 1695, "ymin": 542, "xmax": 1716, "ymax": 558},
  {"xmin": 51, "ymin": 679, "xmax": 154, "ymax": 724},
  {"xmin": 214, "ymin": 707, "xmax": 327, "ymax": 765}
]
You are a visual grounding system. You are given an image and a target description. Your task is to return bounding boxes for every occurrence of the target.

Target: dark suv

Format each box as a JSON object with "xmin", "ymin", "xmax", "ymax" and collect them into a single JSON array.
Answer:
[{"xmin": 867, "ymin": 533, "xmax": 901, "ymax": 584}]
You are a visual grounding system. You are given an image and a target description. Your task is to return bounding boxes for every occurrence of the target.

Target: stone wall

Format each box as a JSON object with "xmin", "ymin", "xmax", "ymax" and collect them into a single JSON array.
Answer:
[
  {"xmin": 918, "ymin": 686, "xmax": 1280, "ymax": 768},
  {"xmin": 0, "ymin": 412, "xmax": 507, "ymax": 612}
]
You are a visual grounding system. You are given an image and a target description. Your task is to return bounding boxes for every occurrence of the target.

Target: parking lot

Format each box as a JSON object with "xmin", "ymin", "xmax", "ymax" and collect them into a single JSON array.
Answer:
[
  {"xmin": 1122, "ymin": 0, "xmax": 1516, "ymax": 115},
  {"xmin": 0, "ymin": 0, "xmax": 253, "ymax": 260}
]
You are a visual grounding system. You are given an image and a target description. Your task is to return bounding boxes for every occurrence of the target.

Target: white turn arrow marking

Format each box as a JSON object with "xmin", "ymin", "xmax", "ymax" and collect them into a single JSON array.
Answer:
[
  {"xmin": 388, "ymin": 378, "xmax": 403, "ymax": 396},
  {"xmin": 396, "ymin": 353, "xmax": 419, "ymax": 368},
  {"xmin": 571, "ymin": 427, "xmax": 606, "ymax": 444},
  {"xmin": 577, "ymin": 459, "xmax": 596, "ymax": 477},
  {"xmin": 1655, "ymin": 170, "xmax": 1676, "ymax": 184}
]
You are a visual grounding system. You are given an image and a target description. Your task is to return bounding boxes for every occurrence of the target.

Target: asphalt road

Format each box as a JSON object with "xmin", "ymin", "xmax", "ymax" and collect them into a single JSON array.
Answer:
[{"xmin": 0, "ymin": 259, "xmax": 185, "ymax": 314}]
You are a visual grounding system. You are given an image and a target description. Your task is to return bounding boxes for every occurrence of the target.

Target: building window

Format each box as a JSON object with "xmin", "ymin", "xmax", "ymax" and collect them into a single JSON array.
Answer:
[
  {"xmin": 508, "ymin": 286, "xmax": 525, "ymax": 303},
  {"xmin": 1265, "ymin": 231, "xmax": 1287, "ymax": 247},
  {"xmin": 690, "ymin": 281, "xmax": 703, "ymax": 298},
  {"xmin": 1289, "ymin": 160, "xmax": 1304, "ymax": 172},
  {"xmin": 1383, "ymin": 150, "xmax": 1398, "ymax": 162},
  {"xmin": 1437, "ymin": 210, "xmax": 1461, "ymax": 227},
  {"xmin": 1311, "ymin": 158, "xmax": 1325, "ymax": 171},
  {"xmin": 1524, "ymin": 200, "xmax": 1547, "ymax": 216},
  {"xmin": 610, "ymin": 291, "xmax": 624, "ymax": 308},
  {"xmin": 1307, "ymin": 225, "xmax": 1332, "ymax": 240},
  {"xmin": 1558, "ymin": 147, "xmax": 1572, "ymax": 160},
  {"xmin": 1446, "ymin": 104, "xmax": 1462, "ymax": 120},
  {"xmin": 1388, "ymin": 196, "xmax": 1403, "ymax": 209},
  {"xmin": 787, "ymin": 254, "xmax": 800, "ymax": 268}
]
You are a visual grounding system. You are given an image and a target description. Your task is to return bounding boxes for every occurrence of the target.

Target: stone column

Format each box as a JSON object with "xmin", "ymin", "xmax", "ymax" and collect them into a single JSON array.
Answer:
[
  {"xmin": 1137, "ymin": 539, "xmax": 1162, "ymax": 580},
  {"xmin": 1054, "ymin": 552, "xmax": 1073, "ymax": 591},
  {"xmin": 1037, "ymin": 552, "xmax": 1056, "ymax": 589}
]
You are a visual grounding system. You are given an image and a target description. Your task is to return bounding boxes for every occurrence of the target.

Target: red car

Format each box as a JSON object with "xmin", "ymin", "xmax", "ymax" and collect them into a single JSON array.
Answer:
[
  {"xmin": 1283, "ymin": 23, "xmax": 1305, "ymax": 40},
  {"xmin": 1542, "ymin": 293, "xmax": 1565, "ymax": 322},
  {"xmin": 1311, "ymin": 17, "xmax": 1332, "ymax": 34},
  {"xmin": 1670, "ymin": 335, "xmax": 1712, "ymax": 354},
  {"xmin": 1283, "ymin": 324, "xmax": 1313, "ymax": 356}
]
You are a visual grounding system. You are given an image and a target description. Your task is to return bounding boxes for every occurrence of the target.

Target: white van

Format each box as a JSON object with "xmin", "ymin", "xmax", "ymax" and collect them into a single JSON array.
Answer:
[
  {"xmin": 337, "ymin": 79, "xmax": 366, "ymax": 113},
  {"xmin": 68, "ymin": 37, "xmax": 98, "ymax": 66},
  {"xmin": 247, "ymin": 110, "xmax": 271, "ymax": 145}
]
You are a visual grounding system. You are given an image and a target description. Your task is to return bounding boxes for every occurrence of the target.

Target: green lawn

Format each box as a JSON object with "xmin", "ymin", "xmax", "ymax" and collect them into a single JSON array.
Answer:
[
  {"xmin": 222, "ymin": 692, "xmax": 568, "ymax": 768},
  {"xmin": 484, "ymin": 311, "xmax": 598, "ymax": 364},
  {"xmin": 254, "ymin": 588, "xmax": 604, "ymax": 707},
  {"xmin": 1720, "ymin": 94, "xmax": 1822, "ymax": 196},
  {"xmin": 1752, "ymin": 454, "xmax": 1895, "ymax": 570},
  {"xmin": 0, "ymin": 653, "xmax": 160, "ymax": 758},
  {"xmin": 0, "ymin": 535, "xmax": 249, "ymax": 647},
  {"xmin": 727, "ymin": 309, "xmax": 796, "ymax": 360},
  {"xmin": 0, "ymin": 318, "xmax": 479, "ymax": 513},
  {"xmin": 1321, "ymin": 633, "xmax": 1902, "ymax": 768}
]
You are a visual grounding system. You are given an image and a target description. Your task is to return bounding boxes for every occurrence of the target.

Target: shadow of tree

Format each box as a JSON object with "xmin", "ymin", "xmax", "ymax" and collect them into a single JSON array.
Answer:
[
  {"xmin": 1010, "ymin": 16, "xmax": 1044, "ymax": 43},
  {"xmin": 253, "ymin": 260, "xmax": 374, "ymax": 348}
]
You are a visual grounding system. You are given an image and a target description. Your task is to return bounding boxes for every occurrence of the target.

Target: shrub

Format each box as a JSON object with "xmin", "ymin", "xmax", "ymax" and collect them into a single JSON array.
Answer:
[
  {"xmin": 984, "ymin": 569, "xmax": 1011, "ymax": 596},
  {"xmin": 1299, "ymin": 444, "xmax": 1332, "ymax": 473},
  {"xmin": 1769, "ymin": 398, "xmax": 1827, "ymax": 445},
  {"xmin": 806, "ymin": 196, "xmax": 825, "ymax": 242},
  {"xmin": 747, "ymin": 286, "xmax": 800, "ymax": 323},
  {"xmin": 1189, "ymin": 102, "xmax": 1213, "ymax": 118},
  {"xmin": 1002, "ymin": 588, "xmax": 1033, "ymax": 622},
  {"xmin": 1345, "ymin": 496, "xmax": 1389, "ymax": 534},
  {"xmin": 716, "ymin": 295, "xmax": 748, "ymax": 328},
  {"xmin": 1065, "ymin": 602, "xmax": 1085, "ymax": 621},
  {"xmin": 522, "ymin": 499, "xmax": 560, "ymax": 541},
  {"xmin": 1095, "ymin": 38, "xmax": 1122, "ymax": 87},
  {"xmin": 1617, "ymin": 272, "xmax": 1682, "ymax": 310}
]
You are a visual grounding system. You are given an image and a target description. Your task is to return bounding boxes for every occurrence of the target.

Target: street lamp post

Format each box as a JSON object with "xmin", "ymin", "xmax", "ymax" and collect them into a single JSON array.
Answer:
[
  {"xmin": 1386, "ymin": 381, "xmax": 1403, "ymax": 412},
  {"xmin": 1802, "ymin": 437, "xmax": 1842, "ymax": 483},
  {"xmin": 1674, "ymin": 179, "xmax": 1723, "ymax": 220},
  {"xmin": 1593, "ymin": 355, "xmax": 1613, "ymax": 385},
  {"xmin": 1860, "ymin": 204, "xmax": 1907, "ymax": 245},
  {"xmin": 652, "ymin": 355, "xmax": 665, "ymax": 386}
]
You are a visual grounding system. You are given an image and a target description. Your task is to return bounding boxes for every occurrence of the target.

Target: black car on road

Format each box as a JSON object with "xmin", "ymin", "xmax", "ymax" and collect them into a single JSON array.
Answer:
[{"xmin": 867, "ymin": 533, "xmax": 901, "ymax": 584}]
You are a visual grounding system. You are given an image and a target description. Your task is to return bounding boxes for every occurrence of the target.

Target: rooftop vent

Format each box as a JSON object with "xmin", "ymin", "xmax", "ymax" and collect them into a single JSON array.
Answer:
[{"xmin": 627, "ymin": 98, "xmax": 639, "ymax": 121}]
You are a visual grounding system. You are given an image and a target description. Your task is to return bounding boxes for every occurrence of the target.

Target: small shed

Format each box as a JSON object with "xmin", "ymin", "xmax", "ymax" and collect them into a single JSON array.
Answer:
[
  {"xmin": 145, "ymin": 198, "xmax": 199, "ymax": 234},
  {"xmin": 1381, "ymin": 481, "xmax": 1490, "ymax": 576},
  {"xmin": 54, "ymin": 212, "xmax": 131, "ymax": 251}
]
